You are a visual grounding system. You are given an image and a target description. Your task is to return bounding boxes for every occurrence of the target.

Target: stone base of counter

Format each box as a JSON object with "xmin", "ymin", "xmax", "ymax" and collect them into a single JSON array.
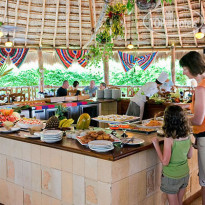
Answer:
[{"xmin": 0, "ymin": 137, "xmax": 200, "ymax": 205}]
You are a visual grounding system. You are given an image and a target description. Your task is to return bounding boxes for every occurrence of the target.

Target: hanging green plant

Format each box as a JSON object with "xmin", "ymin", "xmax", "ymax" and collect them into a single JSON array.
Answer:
[
  {"xmin": 84, "ymin": 42, "xmax": 113, "ymax": 69},
  {"xmin": 96, "ymin": 30, "xmax": 111, "ymax": 44},
  {"xmin": 105, "ymin": 3, "xmax": 127, "ymax": 38}
]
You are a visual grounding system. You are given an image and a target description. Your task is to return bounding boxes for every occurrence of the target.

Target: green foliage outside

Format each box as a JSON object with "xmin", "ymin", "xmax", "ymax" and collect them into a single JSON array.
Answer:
[{"xmin": 0, "ymin": 58, "xmax": 188, "ymax": 87}]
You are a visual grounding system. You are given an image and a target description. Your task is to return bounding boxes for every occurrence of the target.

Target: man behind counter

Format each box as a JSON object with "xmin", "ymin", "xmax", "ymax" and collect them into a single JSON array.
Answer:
[{"xmin": 56, "ymin": 80, "xmax": 69, "ymax": 97}]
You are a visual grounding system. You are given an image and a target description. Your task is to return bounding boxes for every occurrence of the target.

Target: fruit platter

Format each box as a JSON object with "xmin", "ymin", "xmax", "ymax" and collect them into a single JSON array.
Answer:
[{"xmin": 0, "ymin": 109, "xmax": 21, "ymax": 132}]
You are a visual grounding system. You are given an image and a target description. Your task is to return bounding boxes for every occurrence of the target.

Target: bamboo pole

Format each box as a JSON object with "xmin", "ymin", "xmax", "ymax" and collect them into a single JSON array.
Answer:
[
  {"xmin": 0, "ymin": 46, "xmax": 204, "ymax": 52},
  {"xmin": 38, "ymin": 49, "xmax": 44, "ymax": 93},
  {"xmin": 171, "ymin": 46, "xmax": 176, "ymax": 85},
  {"xmin": 103, "ymin": 55, "xmax": 109, "ymax": 86}
]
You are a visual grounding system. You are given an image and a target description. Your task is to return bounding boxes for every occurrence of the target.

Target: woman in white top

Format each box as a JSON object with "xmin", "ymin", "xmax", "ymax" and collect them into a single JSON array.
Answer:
[{"xmin": 126, "ymin": 72, "xmax": 168, "ymax": 120}]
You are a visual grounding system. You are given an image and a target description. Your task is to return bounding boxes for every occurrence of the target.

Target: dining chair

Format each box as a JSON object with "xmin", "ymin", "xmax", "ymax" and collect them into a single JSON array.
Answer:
[{"xmin": 8, "ymin": 93, "xmax": 26, "ymax": 103}]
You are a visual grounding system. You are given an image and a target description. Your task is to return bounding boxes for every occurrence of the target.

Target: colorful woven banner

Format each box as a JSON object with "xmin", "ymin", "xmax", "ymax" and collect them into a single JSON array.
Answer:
[
  {"xmin": 136, "ymin": 52, "xmax": 158, "ymax": 71},
  {"xmin": 118, "ymin": 51, "xmax": 158, "ymax": 72},
  {"xmin": 0, "ymin": 48, "xmax": 29, "ymax": 68},
  {"xmin": 0, "ymin": 48, "xmax": 12, "ymax": 67},
  {"xmin": 76, "ymin": 50, "xmax": 87, "ymax": 68},
  {"xmin": 56, "ymin": 49, "xmax": 88, "ymax": 68},
  {"xmin": 9, "ymin": 48, "xmax": 29, "ymax": 68},
  {"xmin": 118, "ymin": 51, "xmax": 138, "ymax": 72},
  {"xmin": 55, "ymin": 49, "xmax": 75, "ymax": 68}
]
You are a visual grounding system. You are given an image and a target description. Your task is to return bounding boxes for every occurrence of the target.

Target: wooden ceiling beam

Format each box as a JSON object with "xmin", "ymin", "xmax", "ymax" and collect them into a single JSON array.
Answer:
[
  {"xmin": 201, "ymin": 0, "xmax": 205, "ymax": 24},
  {"xmin": 25, "ymin": 0, "xmax": 31, "ymax": 47},
  {"xmin": 92, "ymin": 0, "xmax": 97, "ymax": 46},
  {"xmin": 150, "ymin": 10, "xmax": 154, "ymax": 47},
  {"xmin": 134, "ymin": 4, "xmax": 140, "ymax": 48},
  {"xmin": 174, "ymin": 0, "xmax": 183, "ymax": 46},
  {"xmin": 161, "ymin": 2, "xmax": 168, "ymax": 47},
  {"xmin": 79, "ymin": 0, "xmax": 82, "ymax": 48},
  {"xmin": 53, "ymin": 0, "xmax": 60, "ymax": 48},
  {"xmin": 66, "ymin": 0, "xmax": 70, "ymax": 48},
  {"xmin": 12, "ymin": 0, "xmax": 20, "ymax": 45},
  {"xmin": 89, "ymin": 0, "xmax": 95, "ymax": 32},
  {"xmin": 187, "ymin": 0, "xmax": 197, "ymax": 46},
  {"xmin": 123, "ymin": 0, "xmax": 127, "ymax": 47},
  {"xmin": 3, "ymin": 0, "xmax": 7, "ymax": 24},
  {"xmin": 39, "ymin": 0, "xmax": 46, "ymax": 47}
]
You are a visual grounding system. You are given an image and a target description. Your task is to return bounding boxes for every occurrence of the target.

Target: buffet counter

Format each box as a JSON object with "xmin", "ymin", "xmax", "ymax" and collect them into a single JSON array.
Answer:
[{"xmin": 0, "ymin": 130, "xmax": 200, "ymax": 205}]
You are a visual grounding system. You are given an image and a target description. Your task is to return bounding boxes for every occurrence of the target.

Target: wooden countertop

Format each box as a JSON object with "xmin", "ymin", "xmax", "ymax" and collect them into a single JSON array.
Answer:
[{"xmin": 0, "ymin": 130, "xmax": 164, "ymax": 161}]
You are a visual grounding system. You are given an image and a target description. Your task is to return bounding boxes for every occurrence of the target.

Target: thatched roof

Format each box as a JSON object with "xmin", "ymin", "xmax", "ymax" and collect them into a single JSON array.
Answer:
[{"xmin": 0, "ymin": 0, "xmax": 204, "ymax": 50}]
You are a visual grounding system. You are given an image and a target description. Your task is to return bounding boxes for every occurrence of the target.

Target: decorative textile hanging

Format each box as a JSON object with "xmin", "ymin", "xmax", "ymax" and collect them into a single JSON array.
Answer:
[
  {"xmin": 0, "ymin": 48, "xmax": 29, "ymax": 68},
  {"xmin": 56, "ymin": 49, "xmax": 88, "ymax": 68},
  {"xmin": 9, "ymin": 48, "xmax": 29, "ymax": 68},
  {"xmin": 55, "ymin": 49, "xmax": 75, "ymax": 68},
  {"xmin": 76, "ymin": 50, "xmax": 87, "ymax": 68},
  {"xmin": 136, "ymin": 52, "xmax": 158, "ymax": 71},
  {"xmin": 118, "ymin": 51, "xmax": 137, "ymax": 72},
  {"xmin": 118, "ymin": 51, "xmax": 158, "ymax": 72}
]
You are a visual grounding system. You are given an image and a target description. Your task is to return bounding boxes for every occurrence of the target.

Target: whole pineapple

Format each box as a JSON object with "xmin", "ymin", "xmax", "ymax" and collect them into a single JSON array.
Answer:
[{"xmin": 45, "ymin": 116, "xmax": 59, "ymax": 129}]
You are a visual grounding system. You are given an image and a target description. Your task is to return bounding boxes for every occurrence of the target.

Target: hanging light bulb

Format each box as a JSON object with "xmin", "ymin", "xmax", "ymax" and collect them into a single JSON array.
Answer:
[
  {"xmin": 195, "ymin": 0, "xmax": 204, "ymax": 40},
  {"xmin": 0, "ymin": 31, "xmax": 3, "ymax": 37},
  {"xmin": 195, "ymin": 28, "xmax": 204, "ymax": 39},
  {"xmin": 5, "ymin": 41, "xmax": 13, "ymax": 47},
  {"xmin": 127, "ymin": 42, "xmax": 134, "ymax": 49}
]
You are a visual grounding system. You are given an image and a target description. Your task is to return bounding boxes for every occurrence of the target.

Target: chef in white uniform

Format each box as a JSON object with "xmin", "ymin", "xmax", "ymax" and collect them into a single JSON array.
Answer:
[
  {"xmin": 160, "ymin": 79, "xmax": 174, "ymax": 93},
  {"xmin": 126, "ymin": 72, "xmax": 169, "ymax": 120}
]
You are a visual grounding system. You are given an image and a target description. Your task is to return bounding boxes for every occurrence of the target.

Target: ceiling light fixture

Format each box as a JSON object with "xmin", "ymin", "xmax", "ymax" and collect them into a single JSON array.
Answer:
[
  {"xmin": 5, "ymin": 41, "xmax": 12, "ymax": 47},
  {"xmin": 195, "ymin": 28, "xmax": 204, "ymax": 39},
  {"xmin": 127, "ymin": 42, "xmax": 134, "ymax": 49},
  {"xmin": 195, "ymin": 0, "xmax": 204, "ymax": 40}
]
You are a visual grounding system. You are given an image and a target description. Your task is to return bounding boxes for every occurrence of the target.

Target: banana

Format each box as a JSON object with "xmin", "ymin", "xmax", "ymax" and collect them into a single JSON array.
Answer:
[
  {"xmin": 62, "ymin": 119, "xmax": 74, "ymax": 127},
  {"xmin": 59, "ymin": 119, "xmax": 67, "ymax": 128}
]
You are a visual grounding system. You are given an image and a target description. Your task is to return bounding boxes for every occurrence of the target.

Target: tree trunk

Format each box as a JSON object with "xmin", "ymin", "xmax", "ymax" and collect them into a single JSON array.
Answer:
[
  {"xmin": 171, "ymin": 46, "xmax": 176, "ymax": 85},
  {"xmin": 38, "ymin": 49, "xmax": 44, "ymax": 92}
]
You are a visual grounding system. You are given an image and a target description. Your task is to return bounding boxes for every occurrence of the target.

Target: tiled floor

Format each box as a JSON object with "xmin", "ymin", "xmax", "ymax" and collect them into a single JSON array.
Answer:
[{"xmin": 190, "ymin": 197, "xmax": 202, "ymax": 205}]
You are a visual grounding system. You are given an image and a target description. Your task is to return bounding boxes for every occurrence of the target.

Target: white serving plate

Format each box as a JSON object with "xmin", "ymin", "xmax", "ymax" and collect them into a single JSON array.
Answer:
[
  {"xmin": 124, "ymin": 138, "xmax": 145, "ymax": 145},
  {"xmin": 89, "ymin": 146, "xmax": 114, "ymax": 152},
  {"xmin": 0, "ymin": 127, "xmax": 20, "ymax": 133},
  {"xmin": 24, "ymin": 134, "xmax": 40, "ymax": 139},
  {"xmin": 88, "ymin": 140, "xmax": 113, "ymax": 147},
  {"xmin": 41, "ymin": 138, "xmax": 62, "ymax": 143},
  {"xmin": 41, "ymin": 130, "xmax": 62, "ymax": 136}
]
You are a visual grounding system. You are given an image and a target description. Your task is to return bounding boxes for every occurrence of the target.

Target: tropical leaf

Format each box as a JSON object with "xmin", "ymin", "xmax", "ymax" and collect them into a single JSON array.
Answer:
[{"xmin": 0, "ymin": 64, "xmax": 13, "ymax": 77}]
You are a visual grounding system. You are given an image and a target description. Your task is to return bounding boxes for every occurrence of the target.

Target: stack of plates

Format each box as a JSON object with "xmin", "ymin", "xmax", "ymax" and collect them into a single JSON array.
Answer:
[
  {"xmin": 112, "ymin": 89, "xmax": 121, "ymax": 99},
  {"xmin": 88, "ymin": 140, "xmax": 114, "ymax": 152},
  {"xmin": 41, "ymin": 130, "xmax": 63, "ymax": 143},
  {"xmin": 97, "ymin": 90, "xmax": 104, "ymax": 99},
  {"xmin": 104, "ymin": 89, "xmax": 112, "ymax": 99}
]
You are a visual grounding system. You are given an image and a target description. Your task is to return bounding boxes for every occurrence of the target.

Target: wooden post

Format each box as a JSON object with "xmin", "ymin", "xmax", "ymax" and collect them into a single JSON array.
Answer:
[
  {"xmin": 103, "ymin": 55, "xmax": 109, "ymax": 86},
  {"xmin": 171, "ymin": 46, "xmax": 176, "ymax": 85},
  {"xmin": 38, "ymin": 48, "xmax": 44, "ymax": 93}
]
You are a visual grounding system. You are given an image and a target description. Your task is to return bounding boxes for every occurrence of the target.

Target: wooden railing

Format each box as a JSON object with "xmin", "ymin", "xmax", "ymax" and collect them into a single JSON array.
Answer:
[{"xmin": 0, "ymin": 85, "xmax": 193, "ymax": 101}]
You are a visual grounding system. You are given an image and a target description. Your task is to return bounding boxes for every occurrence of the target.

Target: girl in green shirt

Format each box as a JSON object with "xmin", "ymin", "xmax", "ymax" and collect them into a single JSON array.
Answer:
[{"xmin": 152, "ymin": 105, "xmax": 193, "ymax": 205}]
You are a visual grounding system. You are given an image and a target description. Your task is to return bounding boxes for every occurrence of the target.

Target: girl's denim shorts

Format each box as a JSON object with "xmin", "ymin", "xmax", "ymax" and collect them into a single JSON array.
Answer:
[{"xmin": 160, "ymin": 174, "xmax": 189, "ymax": 194}]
